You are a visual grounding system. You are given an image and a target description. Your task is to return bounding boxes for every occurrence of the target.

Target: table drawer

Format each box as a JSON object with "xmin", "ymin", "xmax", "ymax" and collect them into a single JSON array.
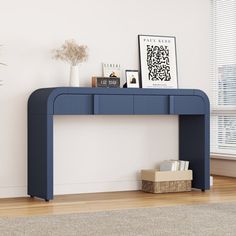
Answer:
[
  {"xmin": 170, "ymin": 96, "xmax": 205, "ymax": 114},
  {"xmin": 54, "ymin": 94, "xmax": 93, "ymax": 115},
  {"xmin": 94, "ymin": 95, "xmax": 133, "ymax": 114},
  {"xmin": 134, "ymin": 95, "xmax": 169, "ymax": 114}
]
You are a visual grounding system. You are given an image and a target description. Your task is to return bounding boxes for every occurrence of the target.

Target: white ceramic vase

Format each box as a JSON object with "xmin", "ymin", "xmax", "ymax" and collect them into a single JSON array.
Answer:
[{"xmin": 69, "ymin": 65, "xmax": 79, "ymax": 87}]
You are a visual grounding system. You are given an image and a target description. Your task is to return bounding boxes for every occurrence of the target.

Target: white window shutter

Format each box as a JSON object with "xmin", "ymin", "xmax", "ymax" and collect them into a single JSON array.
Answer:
[{"xmin": 211, "ymin": 0, "xmax": 236, "ymax": 157}]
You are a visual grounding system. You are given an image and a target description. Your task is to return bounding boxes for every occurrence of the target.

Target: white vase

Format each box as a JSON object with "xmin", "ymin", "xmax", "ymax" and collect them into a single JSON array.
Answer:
[{"xmin": 69, "ymin": 65, "xmax": 79, "ymax": 87}]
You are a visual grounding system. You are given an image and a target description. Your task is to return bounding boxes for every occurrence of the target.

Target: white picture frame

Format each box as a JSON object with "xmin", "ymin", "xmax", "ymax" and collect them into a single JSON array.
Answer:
[
  {"xmin": 126, "ymin": 70, "xmax": 140, "ymax": 88},
  {"xmin": 138, "ymin": 35, "xmax": 178, "ymax": 89},
  {"xmin": 102, "ymin": 63, "xmax": 121, "ymax": 78}
]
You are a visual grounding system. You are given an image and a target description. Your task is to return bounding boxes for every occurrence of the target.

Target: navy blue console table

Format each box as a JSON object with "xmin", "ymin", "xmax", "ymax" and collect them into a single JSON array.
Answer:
[{"xmin": 28, "ymin": 87, "xmax": 210, "ymax": 201}]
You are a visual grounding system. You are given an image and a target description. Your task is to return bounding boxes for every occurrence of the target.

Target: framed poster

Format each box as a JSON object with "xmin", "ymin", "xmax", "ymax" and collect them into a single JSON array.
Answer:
[
  {"xmin": 125, "ymin": 70, "xmax": 140, "ymax": 88},
  {"xmin": 138, "ymin": 35, "xmax": 178, "ymax": 89}
]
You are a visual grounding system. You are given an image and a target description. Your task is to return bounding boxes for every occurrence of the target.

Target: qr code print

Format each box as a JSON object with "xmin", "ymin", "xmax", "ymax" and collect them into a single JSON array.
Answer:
[{"xmin": 146, "ymin": 45, "xmax": 171, "ymax": 81}]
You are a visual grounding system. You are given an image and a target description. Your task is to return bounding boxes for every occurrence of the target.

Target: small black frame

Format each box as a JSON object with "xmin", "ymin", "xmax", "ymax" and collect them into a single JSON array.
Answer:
[{"xmin": 125, "ymin": 70, "xmax": 140, "ymax": 88}]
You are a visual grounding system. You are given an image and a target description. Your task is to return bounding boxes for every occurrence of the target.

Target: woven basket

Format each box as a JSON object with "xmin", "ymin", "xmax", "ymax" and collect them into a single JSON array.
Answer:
[{"xmin": 142, "ymin": 180, "xmax": 192, "ymax": 193}]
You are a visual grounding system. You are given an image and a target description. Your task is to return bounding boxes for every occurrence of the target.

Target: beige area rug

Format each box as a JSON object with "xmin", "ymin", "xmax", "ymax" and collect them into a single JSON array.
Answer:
[{"xmin": 1, "ymin": 202, "xmax": 236, "ymax": 236}]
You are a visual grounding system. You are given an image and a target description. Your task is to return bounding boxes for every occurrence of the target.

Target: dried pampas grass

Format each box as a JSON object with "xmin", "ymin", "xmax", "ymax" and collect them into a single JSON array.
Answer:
[{"xmin": 53, "ymin": 39, "xmax": 88, "ymax": 66}]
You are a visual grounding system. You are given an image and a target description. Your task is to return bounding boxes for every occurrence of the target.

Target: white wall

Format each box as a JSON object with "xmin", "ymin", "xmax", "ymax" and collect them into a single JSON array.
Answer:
[
  {"xmin": 211, "ymin": 158, "xmax": 236, "ymax": 178},
  {"xmin": 0, "ymin": 0, "xmax": 210, "ymax": 198}
]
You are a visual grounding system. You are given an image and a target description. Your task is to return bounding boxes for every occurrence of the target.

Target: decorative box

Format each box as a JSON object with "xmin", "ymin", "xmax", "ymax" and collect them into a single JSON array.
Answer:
[
  {"xmin": 141, "ymin": 170, "xmax": 192, "ymax": 193},
  {"xmin": 92, "ymin": 77, "xmax": 120, "ymax": 88}
]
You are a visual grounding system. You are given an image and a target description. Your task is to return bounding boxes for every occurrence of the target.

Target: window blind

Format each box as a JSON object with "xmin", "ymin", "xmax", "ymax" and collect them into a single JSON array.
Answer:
[{"xmin": 211, "ymin": 0, "xmax": 236, "ymax": 156}]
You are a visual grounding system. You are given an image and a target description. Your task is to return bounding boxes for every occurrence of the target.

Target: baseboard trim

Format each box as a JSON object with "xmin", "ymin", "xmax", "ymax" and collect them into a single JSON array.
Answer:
[
  {"xmin": 0, "ymin": 186, "xmax": 26, "ymax": 199},
  {"xmin": 0, "ymin": 180, "xmax": 141, "ymax": 199},
  {"xmin": 54, "ymin": 180, "xmax": 141, "ymax": 195}
]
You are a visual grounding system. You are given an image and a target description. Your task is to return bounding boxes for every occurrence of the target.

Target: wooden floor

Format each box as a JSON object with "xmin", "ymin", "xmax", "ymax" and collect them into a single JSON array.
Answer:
[{"xmin": 0, "ymin": 176, "xmax": 236, "ymax": 217}]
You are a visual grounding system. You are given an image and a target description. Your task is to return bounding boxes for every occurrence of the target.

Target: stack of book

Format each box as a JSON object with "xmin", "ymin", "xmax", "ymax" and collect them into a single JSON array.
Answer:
[{"xmin": 159, "ymin": 160, "xmax": 189, "ymax": 171}]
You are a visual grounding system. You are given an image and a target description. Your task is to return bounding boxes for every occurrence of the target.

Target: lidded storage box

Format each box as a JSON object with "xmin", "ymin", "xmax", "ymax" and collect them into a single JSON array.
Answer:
[{"xmin": 141, "ymin": 170, "xmax": 192, "ymax": 193}]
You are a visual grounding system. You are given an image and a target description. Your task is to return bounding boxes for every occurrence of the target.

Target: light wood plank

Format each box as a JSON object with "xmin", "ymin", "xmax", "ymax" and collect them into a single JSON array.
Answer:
[{"xmin": 0, "ymin": 176, "xmax": 236, "ymax": 217}]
